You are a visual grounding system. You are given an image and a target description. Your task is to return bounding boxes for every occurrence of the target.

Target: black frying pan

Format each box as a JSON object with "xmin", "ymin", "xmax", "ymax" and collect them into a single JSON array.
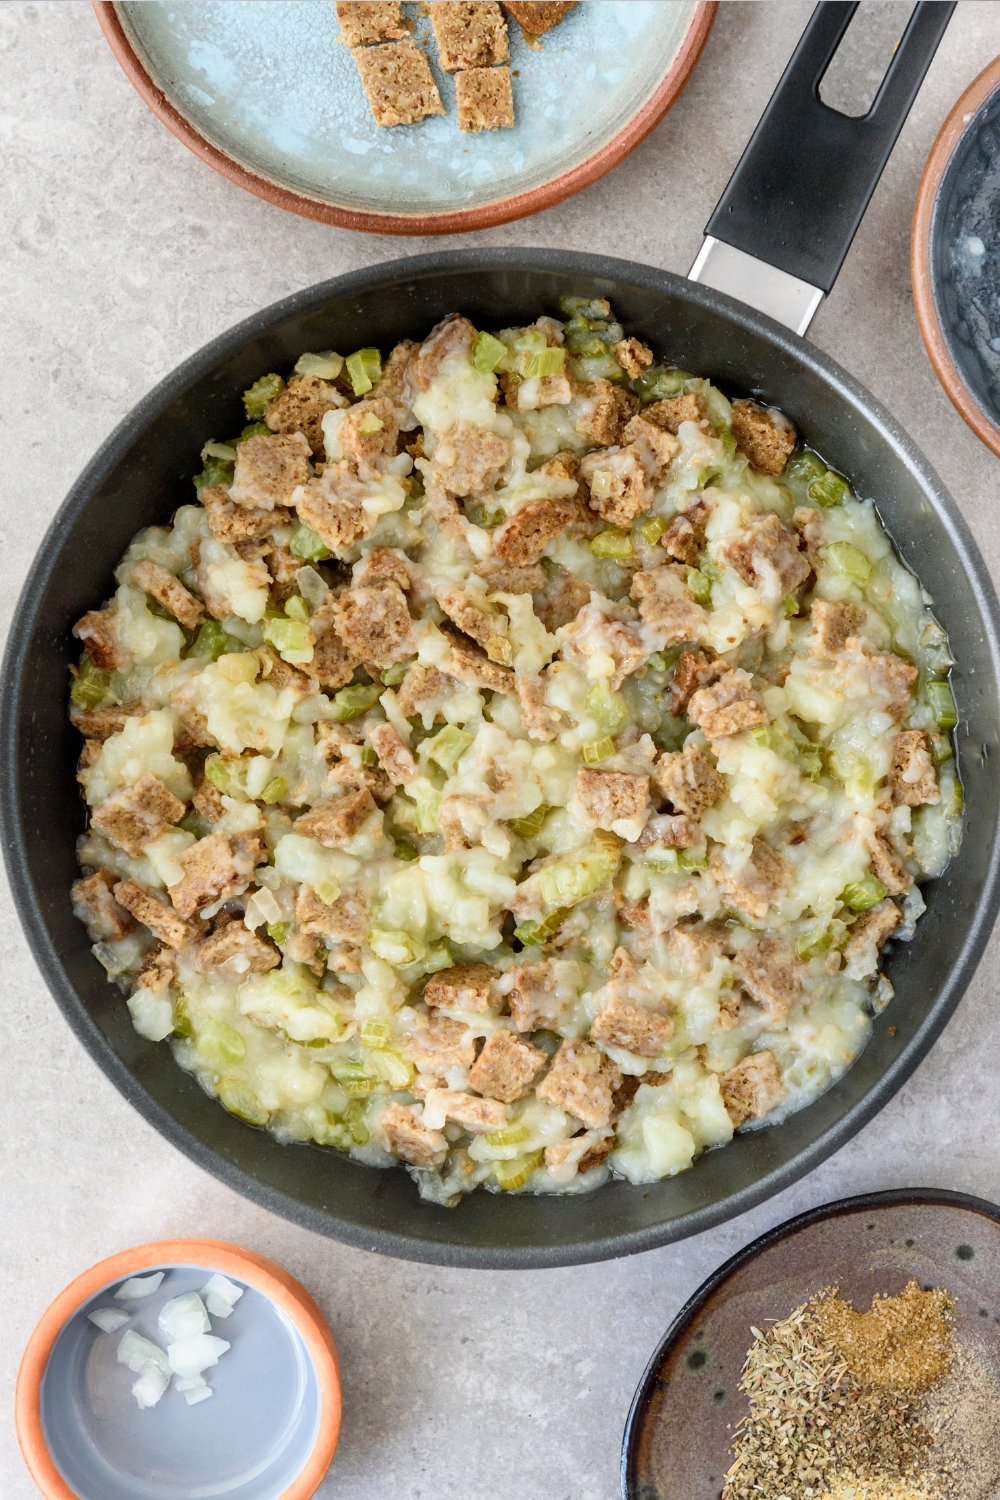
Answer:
[{"xmin": 4, "ymin": 5, "xmax": 998, "ymax": 1270}]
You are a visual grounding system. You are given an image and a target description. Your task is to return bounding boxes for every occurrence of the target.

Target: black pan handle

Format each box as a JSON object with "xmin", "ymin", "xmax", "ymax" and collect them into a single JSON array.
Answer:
[{"xmin": 698, "ymin": 1, "xmax": 954, "ymax": 306}]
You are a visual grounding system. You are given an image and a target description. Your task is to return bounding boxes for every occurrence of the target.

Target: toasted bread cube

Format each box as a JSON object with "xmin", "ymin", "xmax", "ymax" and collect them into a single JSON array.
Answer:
[
  {"xmin": 293, "ymin": 464, "xmax": 377, "ymax": 558},
  {"xmin": 668, "ymin": 648, "xmax": 727, "ymax": 716},
  {"xmin": 265, "ymin": 373, "xmax": 347, "ymax": 455},
  {"xmin": 536, "ymin": 569, "xmax": 591, "ymax": 634},
  {"xmin": 630, "ymin": 565, "xmax": 707, "ymax": 645},
  {"xmin": 544, "ymin": 1128, "xmax": 613, "ymax": 1181},
  {"xmin": 515, "ymin": 674, "xmax": 565, "ymax": 742},
  {"xmin": 293, "ymin": 789, "xmax": 378, "ymax": 848},
  {"xmin": 652, "ymin": 743, "xmax": 726, "ymax": 820},
  {"xmin": 476, "ymin": 558, "xmax": 547, "ymax": 595},
  {"xmin": 720, "ymin": 1049, "xmax": 785, "ymax": 1127},
  {"xmin": 191, "ymin": 773, "xmax": 226, "ymax": 824},
  {"xmin": 843, "ymin": 897, "xmax": 901, "ymax": 973},
  {"xmin": 381, "ymin": 1103, "xmax": 448, "ymax": 1167},
  {"xmin": 354, "ymin": 547, "xmax": 413, "ymax": 593},
  {"xmin": 492, "ymin": 497, "xmax": 575, "ymax": 564},
  {"xmin": 72, "ymin": 608, "xmax": 127, "ymax": 670},
  {"xmin": 431, "ymin": 1, "xmax": 508, "ymax": 70},
  {"xmin": 113, "ymin": 879, "xmax": 206, "ymax": 949},
  {"xmin": 579, "ymin": 447, "xmax": 651, "ymax": 527},
  {"xmin": 403, "ymin": 1013, "xmax": 478, "ymax": 1076},
  {"xmin": 610, "ymin": 338, "xmax": 653, "ymax": 379},
  {"xmin": 378, "ymin": 339, "xmax": 419, "ymax": 399},
  {"xmin": 467, "ymin": 1029, "xmax": 546, "ymax": 1103},
  {"xmin": 664, "ymin": 921, "xmax": 729, "ymax": 977},
  {"xmin": 132, "ymin": 560, "xmax": 204, "ymax": 630},
  {"xmin": 455, "ymin": 66, "xmax": 514, "ymax": 131},
  {"xmin": 335, "ymin": 0, "xmax": 407, "ymax": 48},
  {"xmin": 572, "ymin": 768, "xmax": 650, "ymax": 834},
  {"xmin": 229, "ymin": 432, "xmax": 311, "ymax": 510},
  {"xmin": 732, "ymin": 937, "xmax": 803, "ymax": 1021},
  {"xmin": 863, "ymin": 651, "xmax": 919, "ymax": 721},
  {"xmin": 439, "ymin": 584, "xmax": 508, "ymax": 661},
  {"xmin": 302, "ymin": 600, "xmax": 359, "ymax": 691},
  {"xmin": 660, "ymin": 498, "xmax": 710, "ymax": 566},
  {"xmin": 195, "ymin": 923, "xmax": 280, "ymax": 974},
  {"xmin": 636, "ymin": 812, "xmax": 695, "ymax": 851},
  {"xmin": 726, "ymin": 511, "xmax": 810, "ymax": 597},
  {"xmin": 91, "ymin": 773, "xmax": 186, "ymax": 858},
  {"xmin": 353, "ymin": 39, "xmax": 446, "ymax": 127},
  {"xmin": 446, "ymin": 638, "xmax": 515, "ymax": 693},
  {"xmin": 424, "ymin": 963, "xmax": 496, "ymax": 1013},
  {"xmin": 504, "ymin": 960, "xmax": 572, "ymax": 1032},
  {"xmin": 558, "ymin": 602, "xmax": 646, "ymax": 691},
  {"xmin": 422, "ymin": 1088, "xmax": 507, "ymax": 1132},
  {"xmin": 334, "ymin": 584, "xmax": 413, "ymax": 669},
  {"xmin": 368, "ymin": 721, "xmax": 417, "ymax": 785},
  {"xmin": 295, "ymin": 882, "xmax": 370, "ymax": 944},
  {"xmin": 575, "ymin": 379, "xmax": 638, "ymax": 447},
  {"xmin": 865, "ymin": 828, "xmax": 911, "ymax": 896},
  {"xmin": 729, "ymin": 400, "xmax": 796, "ymax": 476},
  {"xmin": 430, "ymin": 420, "xmax": 512, "ymax": 495},
  {"xmin": 535, "ymin": 1038, "xmax": 622, "ymax": 1128},
  {"xmin": 70, "ymin": 701, "xmax": 143, "ymax": 740},
  {"xmin": 712, "ymin": 839, "xmax": 789, "ymax": 922},
  {"xmin": 889, "ymin": 729, "xmax": 939, "ymax": 807},
  {"xmin": 808, "ymin": 599, "xmax": 867, "ymax": 659},
  {"xmin": 72, "ymin": 868, "xmax": 137, "ymax": 943},
  {"xmin": 645, "ymin": 393, "xmax": 709, "ymax": 435},
  {"xmin": 334, "ymin": 395, "xmax": 400, "ymax": 478},
  {"xmin": 395, "ymin": 663, "xmax": 459, "ymax": 721},
  {"xmin": 503, "ymin": 1, "xmax": 575, "ymax": 34},
  {"xmin": 688, "ymin": 670, "xmax": 767, "ymax": 739},
  {"xmin": 620, "ymin": 415, "xmax": 681, "ymax": 485},
  {"xmin": 413, "ymin": 314, "xmax": 477, "ymax": 390},
  {"xmin": 590, "ymin": 993, "xmax": 673, "ymax": 1058},
  {"xmin": 167, "ymin": 831, "xmax": 257, "ymax": 919},
  {"xmin": 200, "ymin": 485, "xmax": 286, "ymax": 544}
]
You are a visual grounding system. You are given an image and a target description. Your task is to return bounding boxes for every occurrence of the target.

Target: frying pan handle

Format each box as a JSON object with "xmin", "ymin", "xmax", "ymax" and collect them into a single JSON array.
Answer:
[{"xmin": 689, "ymin": 0, "xmax": 955, "ymax": 335}]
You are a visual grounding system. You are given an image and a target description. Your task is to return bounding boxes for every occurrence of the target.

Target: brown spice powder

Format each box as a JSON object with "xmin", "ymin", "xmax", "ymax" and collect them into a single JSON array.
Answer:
[{"xmin": 812, "ymin": 1281, "xmax": 954, "ymax": 1393}]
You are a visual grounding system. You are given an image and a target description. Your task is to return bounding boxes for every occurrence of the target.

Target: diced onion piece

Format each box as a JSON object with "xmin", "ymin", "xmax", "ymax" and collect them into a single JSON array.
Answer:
[
  {"xmin": 173, "ymin": 1374, "xmax": 208, "ymax": 1392},
  {"xmin": 167, "ymin": 1333, "xmax": 231, "ymax": 1380},
  {"xmin": 115, "ymin": 1272, "xmax": 165, "ymax": 1301},
  {"xmin": 158, "ymin": 1292, "xmax": 211, "ymax": 1344},
  {"xmin": 87, "ymin": 1307, "xmax": 130, "ymax": 1333},
  {"xmin": 294, "ymin": 350, "xmax": 343, "ymax": 381},
  {"xmin": 201, "ymin": 1273, "xmax": 245, "ymax": 1315},
  {"xmin": 127, "ymin": 989, "xmax": 175, "ymax": 1042},
  {"xmin": 184, "ymin": 1385, "xmax": 214, "ymax": 1406},
  {"xmin": 132, "ymin": 1366, "xmax": 169, "ymax": 1409},
  {"xmin": 117, "ymin": 1330, "xmax": 169, "ymax": 1375}
]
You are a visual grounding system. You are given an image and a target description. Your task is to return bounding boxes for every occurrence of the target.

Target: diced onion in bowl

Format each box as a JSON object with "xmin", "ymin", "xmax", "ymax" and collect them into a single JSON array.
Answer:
[
  {"xmin": 117, "ymin": 1331, "xmax": 169, "ymax": 1375},
  {"xmin": 132, "ymin": 1367, "xmax": 170, "ymax": 1409},
  {"xmin": 184, "ymin": 1385, "xmax": 214, "ymax": 1405},
  {"xmin": 201, "ymin": 1273, "xmax": 244, "ymax": 1320},
  {"xmin": 158, "ymin": 1292, "xmax": 211, "ymax": 1343},
  {"xmin": 87, "ymin": 1307, "xmax": 130, "ymax": 1333},
  {"xmin": 115, "ymin": 1272, "xmax": 165, "ymax": 1301},
  {"xmin": 167, "ymin": 1333, "xmax": 231, "ymax": 1381}
]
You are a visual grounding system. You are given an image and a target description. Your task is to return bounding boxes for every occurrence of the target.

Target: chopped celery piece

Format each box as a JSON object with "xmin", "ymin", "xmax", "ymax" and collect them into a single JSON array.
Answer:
[
  {"xmin": 180, "ymin": 809, "xmax": 211, "ymax": 839},
  {"xmin": 522, "ymin": 347, "xmax": 565, "ymax": 379},
  {"xmin": 341, "ymin": 1077, "xmax": 380, "ymax": 1098},
  {"xmin": 677, "ymin": 848, "xmax": 708, "ymax": 871},
  {"xmin": 345, "ymin": 348, "xmax": 381, "ymax": 396},
  {"xmin": 413, "ymin": 789, "xmax": 442, "ymax": 835},
  {"xmin": 204, "ymin": 754, "xmax": 232, "ymax": 793},
  {"xmin": 581, "ymin": 737, "xmax": 615, "ymax": 764},
  {"xmin": 284, "ymin": 595, "xmax": 311, "ymax": 623},
  {"xmin": 193, "ymin": 458, "xmax": 234, "ymax": 491},
  {"xmin": 332, "ymin": 1058, "xmax": 368, "ymax": 1083},
  {"xmin": 172, "ymin": 999, "xmax": 193, "ymax": 1039},
  {"xmin": 393, "ymin": 839, "xmax": 420, "ymax": 861},
  {"xmin": 196, "ymin": 1020, "xmax": 246, "ymax": 1069},
  {"xmin": 330, "ymin": 684, "xmax": 381, "ymax": 722},
  {"xmin": 785, "ymin": 450, "xmax": 826, "ymax": 484},
  {"xmin": 569, "ymin": 334, "xmax": 611, "ymax": 359},
  {"xmin": 796, "ymin": 926, "xmax": 834, "ymax": 960},
  {"xmin": 243, "ymin": 373, "xmax": 284, "ymax": 420},
  {"xmin": 217, "ymin": 1077, "xmax": 268, "ymax": 1126},
  {"xmin": 368, "ymin": 1049, "xmax": 414, "ymax": 1088},
  {"xmin": 514, "ymin": 905, "xmax": 572, "ymax": 945},
  {"xmin": 930, "ymin": 732, "xmax": 954, "ymax": 766},
  {"xmin": 926, "ymin": 679, "xmax": 957, "ymax": 730},
  {"xmin": 360, "ymin": 1019, "xmax": 391, "ymax": 1049},
  {"xmin": 426, "ymin": 725, "xmax": 473, "ymax": 773},
  {"xmin": 783, "ymin": 594, "xmax": 800, "ymax": 618},
  {"xmin": 631, "ymin": 366, "xmax": 690, "ymax": 403},
  {"xmin": 319, "ymin": 1119, "xmax": 353, "ymax": 1151},
  {"xmin": 294, "ymin": 350, "xmax": 344, "ymax": 381},
  {"xmin": 289, "ymin": 523, "xmax": 332, "ymax": 562},
  {"xmin": 240, "ymin": 422, "xmax": 271, "ymax": 440},
  {"xmin": 558, "ymin": 295, "xmax": 611, "ymax": 319},
  {"xmin": 356, "ymin": 412, "xmax": 384, "ymax": 436},
  {"xmin": 590, "ymin": 528, "xmax": 632, "ymax": 560},
  {"xmin": 493, "ymin": 1150, "xmax": 543, "ymax": 1190},
  {"xmin": 262, "ymin": 617, "xmax": 313, "ymax": 655},
  {"xmin": 380, "ymin": 660, "xmax": 409, "ymax": 686},
  {"xmin": 70, "ymin": 660, "xmax": 113, "ymax": 710},
  {"xmin": 360, "ymin": 746, "xmax": 379, "ymax": 767},
  {"xmin": 467, "ymin": 504, "xmax": 505, "ymax": 529},
  {"xmin": 686, "ymin": 567, "xmax": 713, "ymax": 606},
  {"xmin": 825, "ymin": 542, "xmax": 872, "ymax": 584},
  {"xmin": 260, "ymin": 776, "xmax": 287, "ymax": 805},
  {"xmin": 472, "ymin": 330, "xmax": 508, "ymax": 374},
  {"xmin": 483, "ymin": 1125, "xmax": 531, "ymax": 1147},
  {"xmin": 202, "ymin": 440, "xmax": 237, "ymax": 463},
  {"xmin": 510, "ymin": 804, "xmax": 552, "ymax": 840},
  {"xmin": 798, "ymin": 744, "xmax": 824, "ymax": 780},
  {"xmin": 536, "ymin": 841, "xmax": 619, "ymax": 907},
  {"xmin": 841, "ymin": 875, "xmax": 887, "ymax": 912},
  {"xmin": 345, "ymin": 1099, "xmax": 370, "ymax": 1144},
  {"xmin": 266, "ymin": 922, "xmax": 288, "ymax": 945},
  {"xmin": 369, "ymin": 928, "xmax": 426, "ymax": 966},
  {"xmin": 424, "ymin": 941, "xmax": 454, "ymax": 974},
  {"xmin": 312, "ymin": 878, "xmax": 339, "ymax": 906},
  {"xmin": 808, "ymin": 470, "xmax": 849, "ymax": 508},
  {"xmin": 585, "ymin": 682, "xmax": 628, "ymax": 735},
  {"xmin": 945, "ymin": 779, "xmax": 964, "ymax": 822},
  {"xmin": 718, "ymin": 430, "xmax": 738, "ymax": 460},
  {"xmin": 645, "ymin": 847, "xmax": 679, "ymax": 872},
  {"xmin": 637, "ymin": 515, "xmax": 666, "ymax": 546}
]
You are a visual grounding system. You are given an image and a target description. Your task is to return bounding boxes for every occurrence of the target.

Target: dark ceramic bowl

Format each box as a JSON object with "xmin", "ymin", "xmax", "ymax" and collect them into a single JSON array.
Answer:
[
  {"xmin": 3, "ymin": 250, "xmax": 1000, "ymax": 1268},
  {"xmin": 622, "ymin": 1188, "xmax": 1000, "ymax": 1500}
]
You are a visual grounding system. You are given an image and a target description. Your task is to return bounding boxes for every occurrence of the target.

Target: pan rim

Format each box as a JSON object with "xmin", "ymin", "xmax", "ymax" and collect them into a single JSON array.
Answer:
[{"xmin": 5, "ymin": 247, "xmax": 1000, "ymax": 1268}]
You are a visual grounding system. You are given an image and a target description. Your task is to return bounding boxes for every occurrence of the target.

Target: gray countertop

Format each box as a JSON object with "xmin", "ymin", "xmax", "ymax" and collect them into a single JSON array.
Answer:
[{"xmin": 3, "ymin": 4, "xmax": 1000, "ymax": 1497}]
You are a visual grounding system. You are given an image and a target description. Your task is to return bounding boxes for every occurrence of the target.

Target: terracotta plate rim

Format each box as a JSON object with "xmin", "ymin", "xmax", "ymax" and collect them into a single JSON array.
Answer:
[
  {"xmin": 14, "ymin": 1237, "xmax": 342, "ymax": 1500},
  {"xmin": 92, "ymin": 0, "xmax": 717, "ymax": 235},
  {"xmin": 912, "ymin": 53, "xmax": 1000, "ymax": 459},
  {"xmin": 620, "ymin": 1186, "xmax": 1000, "ymax": 1500}
]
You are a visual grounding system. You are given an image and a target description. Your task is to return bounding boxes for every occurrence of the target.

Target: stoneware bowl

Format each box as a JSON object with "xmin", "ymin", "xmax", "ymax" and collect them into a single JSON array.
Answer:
[
  {"xmin": 912, "ymin": 54, "xmax": 1000, "ymax": 458},
  {"xmin": 4, "ymin": 249, "xmax": 1000, "ymax": 1269},
  {"xmin": 622, "ymin": 1187, "xmax": 1000, "ymax": 1500},
  {"xmin": 15, "ymin": 1239, "xmax": 341, "ymax": 1500},
  {"xmin": 93, "ymin": 0, "xmax": 716, "ymax": 234}
]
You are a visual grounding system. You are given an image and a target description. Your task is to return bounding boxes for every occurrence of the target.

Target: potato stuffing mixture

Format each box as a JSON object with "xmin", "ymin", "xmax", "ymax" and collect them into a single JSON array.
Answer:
[{"xmin": 68, "ymin": 299, "xmax": 962, "ymax": 1205}]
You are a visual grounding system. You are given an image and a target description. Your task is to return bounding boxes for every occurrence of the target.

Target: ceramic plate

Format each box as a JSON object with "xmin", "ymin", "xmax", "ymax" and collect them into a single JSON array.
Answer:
[
  {"xmin": 95, "ymin": 1, "xmax": 715, "ymax": 233},
  {"xmin": 622, "ymin": 1189, "xmax": 1000, "ymax": 1500}
]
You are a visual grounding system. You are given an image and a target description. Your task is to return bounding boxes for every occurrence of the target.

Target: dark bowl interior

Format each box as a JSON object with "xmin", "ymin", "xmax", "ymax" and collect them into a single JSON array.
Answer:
[
  {"xmin": 930, "ymin": 78, "xmax": 1000, "ymax": 437},
  {"xmin": 4, "ymin": 249, "xmax": 1000, "ymax": 1268},
  {"xmin": 622, "ymin": 1187, "xmax": 1000, "ymax": 1499}
]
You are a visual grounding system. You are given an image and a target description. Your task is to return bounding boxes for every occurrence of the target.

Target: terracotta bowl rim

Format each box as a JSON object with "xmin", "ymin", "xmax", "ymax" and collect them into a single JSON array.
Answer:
[
  {"xmin": 91, "ymin": 0, "xmax": 717, "ymax": 236},
  {"xmin": 620, "ymin": 1186, "xmax": 1000, "ymax": 1500},
  {"xmin": 912, "ymin": 52, "xmax": 1000, "ymax": 459},
  {"xmin": 14, "ymin": 1237, "xmax": 342, "ymax": 1500}
]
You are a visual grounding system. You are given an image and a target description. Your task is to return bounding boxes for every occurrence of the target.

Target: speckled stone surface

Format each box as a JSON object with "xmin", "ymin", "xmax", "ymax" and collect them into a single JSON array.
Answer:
[{"xmin": 3, "ymin": 5, "xmax": 1000, "ymax": 1498}]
